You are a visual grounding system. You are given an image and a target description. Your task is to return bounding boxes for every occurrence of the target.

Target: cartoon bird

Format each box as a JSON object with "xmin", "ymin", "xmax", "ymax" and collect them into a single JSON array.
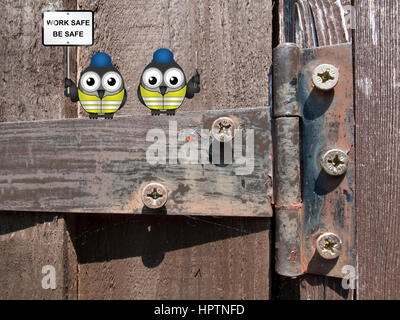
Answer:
[
  {"xmin": 138, "ymin": 48, "xmax": 200, "ymax": 116},
  {"xmin": 64, "ymin": 52, "xmax": 127, "ymax": 119}
]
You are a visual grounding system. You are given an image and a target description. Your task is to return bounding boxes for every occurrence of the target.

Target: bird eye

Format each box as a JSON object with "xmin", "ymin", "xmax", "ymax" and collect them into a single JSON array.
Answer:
[
  {"xmin": 80, "ymin": 72, "xmax": 100, "ymax": 92},
  {"xmin": 164, "ymin": 68, "xmax": 184, "ymax": 88},
  {"xmin": 143, "ymin": 68, "xmax": 162, "ymax": 89},
  {"xmin": 102, "ymin": 72, "xmax": 122, "ymax": 92}
]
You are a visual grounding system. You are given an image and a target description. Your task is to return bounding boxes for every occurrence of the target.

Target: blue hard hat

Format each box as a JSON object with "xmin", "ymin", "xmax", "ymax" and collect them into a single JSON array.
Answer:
[
  {"xmin": 90, "ymin": 52, "xmax": 112, "ymax": 67},
  {"xmin": 152, "ymin": 48, "xmax": 175, "ymax": 63}
]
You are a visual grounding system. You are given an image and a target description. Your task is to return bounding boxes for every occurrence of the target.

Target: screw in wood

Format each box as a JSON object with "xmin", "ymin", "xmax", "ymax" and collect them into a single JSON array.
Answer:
[
  {"xmin": 312, "ymin": 63, "xmax": 339, "ymax": 91},
  {"xmin": 316, "ymin": 232, "xmax": 343, "ymax": 260},
  {"xmin": 141, "ymin": 182, "xmax": 168, "ymax": 209},
  {"xmin": 211, "ymin": 116, "xmax": 236, "ymax": 142},
  {"xmin": 320, "ymin": 148, "xmax": 349, "ymax": 176}
]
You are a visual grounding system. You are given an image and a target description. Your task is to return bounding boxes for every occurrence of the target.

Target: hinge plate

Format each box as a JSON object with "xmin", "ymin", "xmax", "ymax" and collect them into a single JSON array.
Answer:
[
  {"xmin": 300, "ymin": 43, "xmax": 355, "ymax": 278},
  {"xmin": 273, "ymin": 43, "xmax": 355, "ymax": 279}
]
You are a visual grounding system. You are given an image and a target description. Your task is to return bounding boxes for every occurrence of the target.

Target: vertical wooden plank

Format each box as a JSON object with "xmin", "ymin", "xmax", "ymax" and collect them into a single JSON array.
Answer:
[
  {"xmin": 300, "ymin": 275, "xmax": 352, "ymax": 300},
  {"xmin": 0, "ymin": 0, "xmax": 78, "ymax": 299},
  {"xmin": 354, "ymin": 0, "xmax": 400, "ymax": 299},
  {"xmin": 275, "ymin": 0, "xmax": 354, "ymax": 300},
  {"xmin": 277, "ymin": 0, "xmax": 352, "ymax": 46},
  {"xmin": 73, "ymin": 0, "xmax": 272, "ymax": 299},
  {"xmin": 0, "ymin": 0, "xmax": 78, "ymax": 120},
  {"xmin": 0, "ymin": 214, "xmax": 77, "ymax": 299},
  {"xmin": 275, "ymin": 274, "xmax": 353, "ymax": 300},
  {"xmin": 77, "ymin": 0, "xmax": 272, "ymax": 116},
  {"xmin": 71, "ymin": 215, "xmax": 270, "ymax": 300}
]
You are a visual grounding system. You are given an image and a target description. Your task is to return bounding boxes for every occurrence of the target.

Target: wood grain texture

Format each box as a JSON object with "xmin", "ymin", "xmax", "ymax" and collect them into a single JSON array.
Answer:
[
  {"xmin": 76, "ymin": 0, "xmax": 272, "ymax": 117},
  {"xmin": 69, "ymin": 0, "xmax": 273, "ymax": 299},
  {"xmin": 69, "ymin": 214, "xmax": 270, "ymax": 299},
  {"xmin": 0, "ymin": 108, "xmax": 273, "ymax": 217},
  {"xmin": 299, "ymin": 275, "xmax": 352, "ymax": 300},
  {"xmin": 0, "ymin": 0, "xmax": 78, "ymax": 299},
  {"xmin": 306, "ymin": 0, "xmax": 352, "ymax": 46},
  {"xmin": 0, "ymin": 213, "xmax": 77, "ymax": 299},
  {"xmin": 275, "ymin": 0, "xmax": 354, "ymax": 300},
  {"xmin": 275, "ymin": 274, "xmax": 352, "ymax": 300},
  {"xmin": 354, "ymin": 0, "xmax": 400, "ymax": 299},
  {"xmin": 277, "ymin": 0, "xmax": 352, "ymax": 46},
  {"xmin": 0, "ymin": 0, "xmax": 78, "ymax": 120}
]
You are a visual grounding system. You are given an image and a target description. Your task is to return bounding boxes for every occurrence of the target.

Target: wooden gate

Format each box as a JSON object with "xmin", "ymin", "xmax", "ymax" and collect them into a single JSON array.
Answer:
[{"xmin": 0, "ymin": 0, "xmax": 399, "ymax": 300}]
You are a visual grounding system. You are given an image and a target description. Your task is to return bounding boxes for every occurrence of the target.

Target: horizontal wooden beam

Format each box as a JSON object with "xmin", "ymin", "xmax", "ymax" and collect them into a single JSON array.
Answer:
[{"xmin": 0, "ymin": 107, "xmax": 273, "ymax": 217}]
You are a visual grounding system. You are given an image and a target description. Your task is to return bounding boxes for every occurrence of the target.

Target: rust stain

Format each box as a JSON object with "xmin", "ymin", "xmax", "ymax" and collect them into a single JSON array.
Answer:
[
  {"xmin": 301, "ymin": 44, "xmax": 355, "ymax": 278},
  {"xmin": 288, "ymin": 249, "xmax": 297, "ymax": 261}
]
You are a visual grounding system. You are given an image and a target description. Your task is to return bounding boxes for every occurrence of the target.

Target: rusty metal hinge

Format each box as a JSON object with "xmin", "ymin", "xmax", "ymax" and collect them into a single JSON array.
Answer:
[{"xmin": 272, "ymin": 43, "xmax": 355, "ymax": 279}]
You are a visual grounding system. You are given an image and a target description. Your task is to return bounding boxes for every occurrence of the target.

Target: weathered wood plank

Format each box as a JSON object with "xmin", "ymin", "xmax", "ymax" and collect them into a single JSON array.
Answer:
[
  {"xmin": 0, "ymin": 0, "xmax": 78, "ymax": 299},
  {"xmin": 277, "ymin": 0, "xmax": 352, "ymax": 46},
  {"xmin": 300, "ymin": 275, "xmax": 352, "ymax": 300},
  {"xmin": 0, "ymin": 0, "xmax": 78, "ymax": 120},
  {"xmin": 0, "ymin": 107, "xmax": 273, "ymax": 217},
  {"xmin": 354, "ymin": 0, "xmax": 400, "ymax": 299},
  {"xmin": 275, "ymin": 274, "xmax": 353, "ymax": 300},
  {"xmin": 76, "ymin": 0, "xmax": 272, "ymax": 117},
  {"xmin": 69, "ymin": 214, "xmax": 270, "ymax": 299},
  {"xmin": 0, "ymin": 213, "xmax": 77, "ymax": 299},
  {"xmin": 71, "ymin": 0, "xmax": 273, "ymax": 299}
]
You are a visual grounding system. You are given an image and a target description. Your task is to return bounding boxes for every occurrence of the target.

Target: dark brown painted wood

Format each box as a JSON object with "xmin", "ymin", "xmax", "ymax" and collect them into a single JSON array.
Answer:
[
  {"xmin": 354, "ymin": 0, "xmax": 400, "ymax": 299},
  {"xmin": 0, "ymin": 0, "xmax": 78, "ymax": 299},
  {"xmin": 275, "ymin": 0, "xmax": 355, "ymax": 300}
]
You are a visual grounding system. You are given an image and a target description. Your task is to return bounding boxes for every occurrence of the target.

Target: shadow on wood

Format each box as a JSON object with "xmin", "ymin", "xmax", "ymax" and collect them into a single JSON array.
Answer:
[
  {"xmin": 274, "ymin": 274, "xmax": 350, "ymax": 300},
  {"xmin": 0, "ymin": 211, "xmax": 58, "ymax": 235},
  {"xmin": 65, "ymin": 214, "xmax": 269, "ymax": 268}
]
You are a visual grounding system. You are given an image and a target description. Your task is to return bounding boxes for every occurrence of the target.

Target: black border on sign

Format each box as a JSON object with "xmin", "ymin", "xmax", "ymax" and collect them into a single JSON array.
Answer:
[{"xmin": 42, "ymin": 10, "xmax": 94, "ymax": 46}]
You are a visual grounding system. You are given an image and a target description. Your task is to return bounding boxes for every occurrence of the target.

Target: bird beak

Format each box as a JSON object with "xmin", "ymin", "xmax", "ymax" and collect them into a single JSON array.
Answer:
[
  {"xmin": 159, "ymin": 86, "xmax": 167, "ymax": 95},
  {"xmin": 97, "ymin": 90, "xmax": 105, "ymax": 99}
]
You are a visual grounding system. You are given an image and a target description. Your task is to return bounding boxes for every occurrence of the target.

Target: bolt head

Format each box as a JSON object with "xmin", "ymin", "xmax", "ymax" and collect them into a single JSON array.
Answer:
[
  {"xmin": 312, "ymin": 64, "xmax": 339, "ymax": 91},
  {"xmin": 316, "ymin": 232, "xmax": 343, "ymax": 260},
  {"xmin": 320, "ymin": 149, "xmax": 349, "ymax": 176},
  {"xmin": 211, "ymin": 117, "xmax": 236, "ymax": 142},
  {"xmin": 141, "ymin": 182, "xmax": 168, "ymax": 209}
]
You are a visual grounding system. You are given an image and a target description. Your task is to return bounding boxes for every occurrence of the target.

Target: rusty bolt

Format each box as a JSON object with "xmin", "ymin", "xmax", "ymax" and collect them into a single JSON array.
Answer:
[
  {"xmin": 320, "ymin": 149, "xmax": 349, "ymax": 176},
  {"xmin": 141, "ymin": 182, "xmax": 168, "ymax": 209},
  {"xmin": 316, "ymin": 232, "xmax": 342, "ymax": 260},
  {"xmin": 312, "ymin": 64, "xmax": 339, "ymax": 91},
  {"xmin": 211, "ymin": 117, "xmax": 236, "ymax": 142}
]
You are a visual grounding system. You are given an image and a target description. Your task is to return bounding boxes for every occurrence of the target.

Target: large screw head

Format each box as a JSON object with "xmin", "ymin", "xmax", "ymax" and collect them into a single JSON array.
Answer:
[
  {"xmin": 141, "ymin": 183, "xmax": 168, "ymax": 209},
  {"xmin": 316, "ymin": 232, "xmax": 342, "ymax": 260},
  {"xmin": 320, "ymin": 149, "xmax": 349, "ymax": 176},
  {"xmin": 312, "ymin": 64, "xmax": 339, "ymax": 91},
  {"xmin": 211, "ymin": 117, "xmax": 236, "ymax": 142}
]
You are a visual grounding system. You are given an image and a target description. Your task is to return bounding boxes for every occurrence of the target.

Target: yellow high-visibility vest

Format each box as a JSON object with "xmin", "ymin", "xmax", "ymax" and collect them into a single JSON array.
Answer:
[
  {"xmin": 140, "ymin": 86, "xmax": 186, "ymax": 110},
  {"xmin": 78, "ymin": 89, "xmax": 125, "ymax": 114}
]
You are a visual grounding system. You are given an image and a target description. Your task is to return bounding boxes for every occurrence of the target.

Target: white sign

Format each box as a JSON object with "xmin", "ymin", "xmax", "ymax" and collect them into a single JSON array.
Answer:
[{"xmin": 43, "ymin": 11, "xmax": 93, "ymax": 46}]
